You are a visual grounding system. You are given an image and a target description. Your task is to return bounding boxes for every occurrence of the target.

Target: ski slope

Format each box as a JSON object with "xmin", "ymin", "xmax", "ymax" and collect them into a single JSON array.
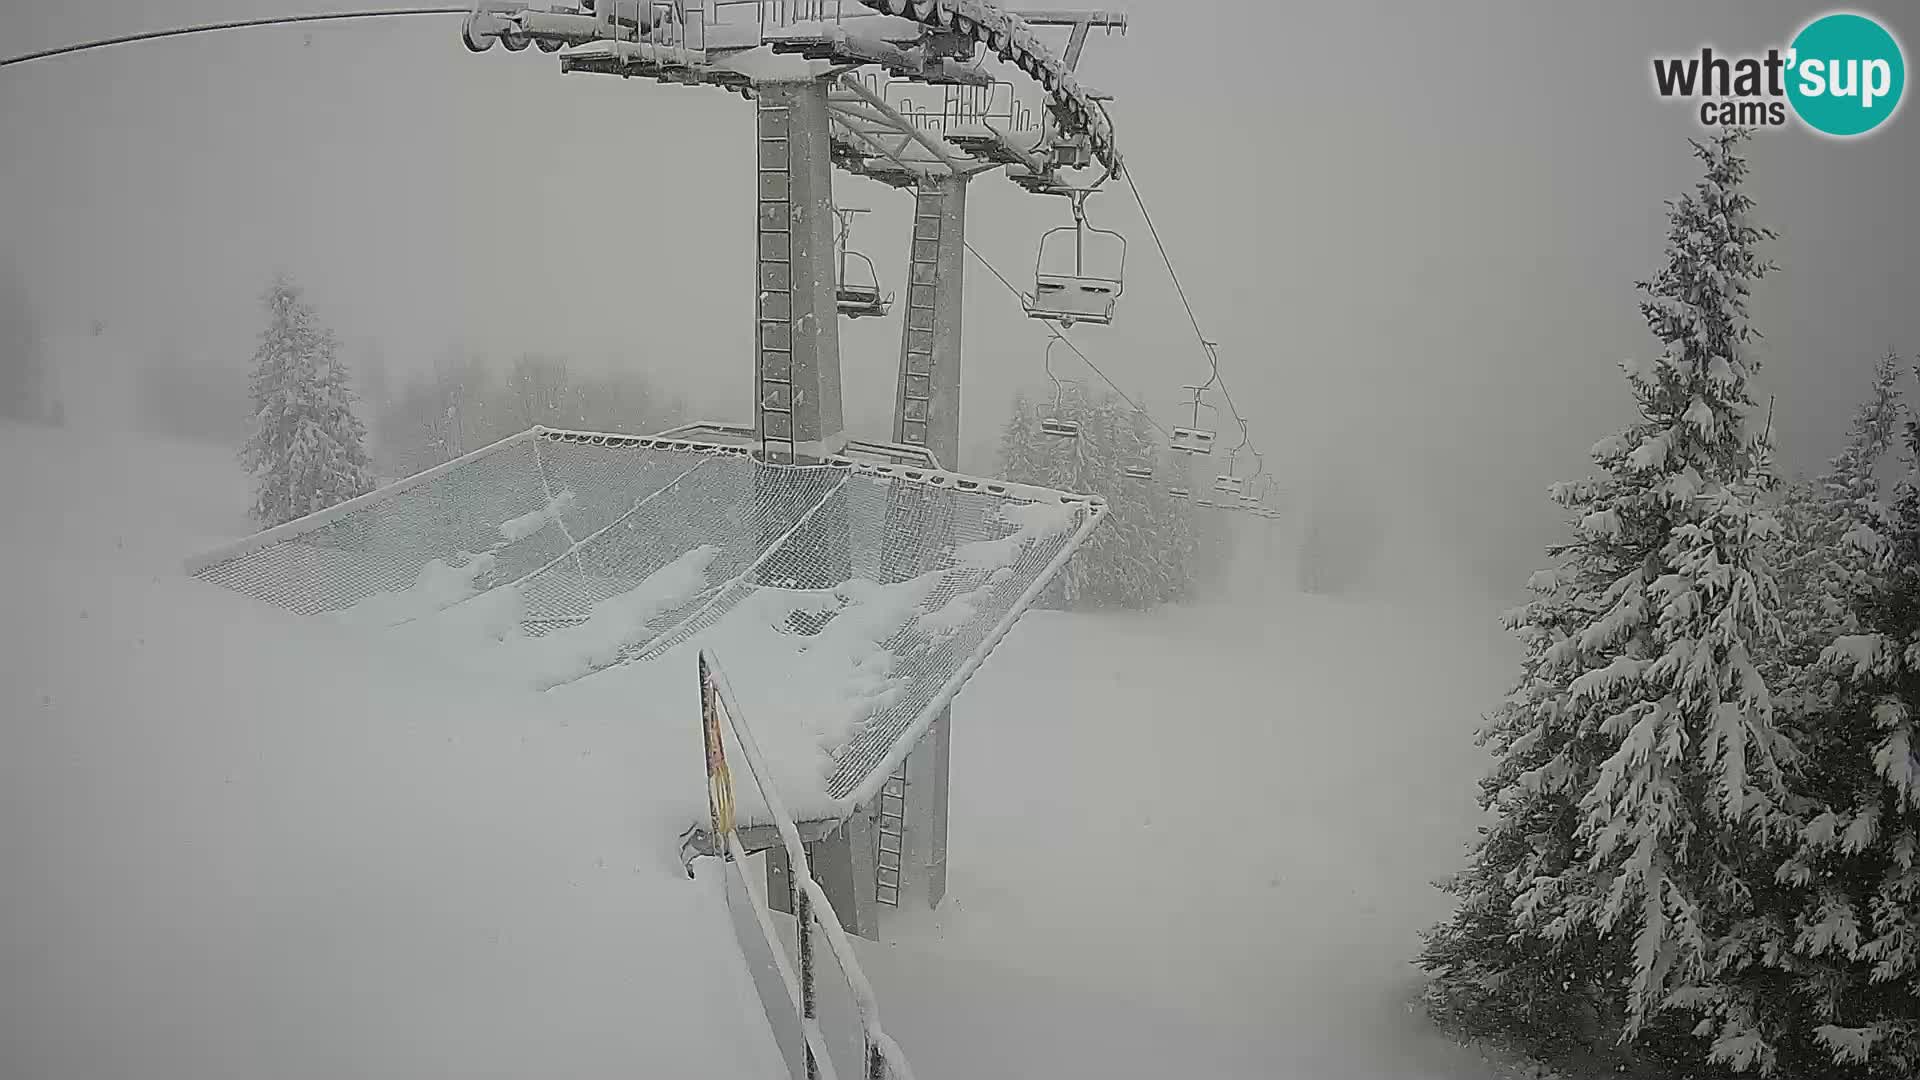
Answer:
[
  {"xmin": 1, "ymin": 413, "xmax": 1517, "ymax": 1079},
  {"xmin": 866, "ymin": 594, "xmax": 1515, "ymax": 1079},
  {"xmin": 0, "ymin": 420, "xmax": 787, "ymax": 1080}
]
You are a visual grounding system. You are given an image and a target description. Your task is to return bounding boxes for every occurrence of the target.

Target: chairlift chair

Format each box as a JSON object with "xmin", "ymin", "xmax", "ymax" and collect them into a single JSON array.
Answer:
[
  {"xmin": 1122, "ymin": 464, "xmax": 1154, "ymax": 480},
  {"xmin": 1170, "ymin": 383, "xmax": 1218, "ymax": 455},
  {"xmin": 1039, "ymin": 339, "xmax": 1081, "ymax": 438},
  {"xmin": 836, "ymin": 251, "xmax": 892, "ymax": 319},
  {"xmin": 834, "ymin": 208, "xmax": 894, "ymax": 320},
  {"xmin": 1169, "ymin": 427, "xmax": 1216, "ymax": 454},
  {"xmin": 1196, "ymin": 498, "xmax": 1219, "ymax": 509},
  {"xmin": 1167, "ymin": 485, "xmax": 1190, "ymax": 499},
  {"xmin": 1026, "ymin": 188, "xmax": 1125, "ymax": 327},
  {"xmin": 1213, "ymin": 418, "xmax": 1252, "ymax": 496}
]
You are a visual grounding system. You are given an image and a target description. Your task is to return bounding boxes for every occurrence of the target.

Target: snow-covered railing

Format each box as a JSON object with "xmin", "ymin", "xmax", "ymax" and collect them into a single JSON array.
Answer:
[{"xmin": 699, "ymin": 648, "xmax": 915, "ymax": 1080}]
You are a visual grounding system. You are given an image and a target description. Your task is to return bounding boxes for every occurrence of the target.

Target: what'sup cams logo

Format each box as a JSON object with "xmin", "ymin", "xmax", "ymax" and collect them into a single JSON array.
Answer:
[{"xmin": 1652, "ymin": 11, "xmax": 1906, "ymax": 137}]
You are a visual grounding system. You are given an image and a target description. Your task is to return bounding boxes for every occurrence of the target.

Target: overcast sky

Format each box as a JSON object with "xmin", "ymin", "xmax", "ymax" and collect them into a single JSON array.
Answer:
[{"xmin": 4, "ymin": 0, "xmax": 1917, "ymax": 593}]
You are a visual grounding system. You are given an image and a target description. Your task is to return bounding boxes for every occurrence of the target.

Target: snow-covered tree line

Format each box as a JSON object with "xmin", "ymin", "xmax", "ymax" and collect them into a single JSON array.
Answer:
[
  {"xmin": 0, "ymin": 262, "xmax": 58, "ymax": 426},
  {"xmin": 237, "ymin": 277, "xmax": 690, "ymax": 524},
  {"xmin": 1296, "ymin": 487, "xmax": 1386, "ymax": 596},
  {"xmin": 996, "ymin": 381, "xmax": 1232, "ymax": 610},
  {"xmin": 369, "ymin": 351, "xmax": 686, "ymax": 480},
  {"xmin": 1419, "ymin": 129, "xmax": 1920, "ymax": 1080}
]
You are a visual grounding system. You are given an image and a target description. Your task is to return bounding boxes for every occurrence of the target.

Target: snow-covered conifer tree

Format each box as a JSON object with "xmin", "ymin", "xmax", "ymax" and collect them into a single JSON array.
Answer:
[
  {"xmin": 1556, "ymin": 129, "xmax": 1800, "ymax": 1061},
  {"xmin": 241, "ymin": 276, "xmax": 376, "ymax": 527},
  {"xmin": 1797, "ymin": 355, "xmax": 1907, "ymax": 632},
  {"xmin": 1423, "ymin": 129, "xmax": 1797, "ymax": 1070},
  {"xmin": 1733, "ymin": 389, "xmax": 1920, "ymax": 1079}
]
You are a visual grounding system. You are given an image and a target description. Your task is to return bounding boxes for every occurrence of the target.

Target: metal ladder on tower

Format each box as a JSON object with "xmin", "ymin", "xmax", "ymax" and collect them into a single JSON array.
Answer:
[
  {"xmin": 874, "ymin": 767, "xmax": 907, "ymax": 907},
  {"xmin": 756, "ymin": 95, "xmax": 799, "ymax": 465},
  {"xmin": 894, "ymin": 185, "xmax": 945, "ymax": 458}
]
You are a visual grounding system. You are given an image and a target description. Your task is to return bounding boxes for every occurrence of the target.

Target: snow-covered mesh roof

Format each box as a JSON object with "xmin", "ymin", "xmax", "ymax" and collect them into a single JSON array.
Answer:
[{"xmin": 190, "ymin": 428, "xmax": 1104, "ymax": 807}]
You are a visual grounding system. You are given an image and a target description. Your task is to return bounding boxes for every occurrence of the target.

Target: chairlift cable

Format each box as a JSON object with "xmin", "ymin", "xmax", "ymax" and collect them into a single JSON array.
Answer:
[
  {"xmin": 1120, "ymin": 170, "xmax": 1217, "ymax": 390},
  {"xmin": 5, "ymin": 10, "xmax": 1279, "ymax": 502},
  {"xmin": 1122, "ymin": 168, "xmax": 1256, "ymax": 435},
  {"xmin": 0, "ymin": 7, "xmax": 467, "ymax": 68},
  {"xmin": 964, "ymin": 239, "xmax": 1169, "ymax": 438},
  {"xmin": 1124, "ymin": 170, "xmax": 1281, "ymax": 498},
  {"xmin": 967, "ymin": 236, "xmax": 1273, "ymax": 486}
]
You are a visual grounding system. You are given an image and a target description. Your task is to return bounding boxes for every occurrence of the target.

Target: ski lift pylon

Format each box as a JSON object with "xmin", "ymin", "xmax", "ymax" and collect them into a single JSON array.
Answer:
[
  {"xmin": 1026, "ymin": 187, "xmax": 1125, "ymax": 327},
  {"xmin": 1038, "ymin": 338, "xmax": 1081, "ymax": 438},
  {"xmin": 834, "ymin": 207, "xmax": 893, "ymax": 319}
]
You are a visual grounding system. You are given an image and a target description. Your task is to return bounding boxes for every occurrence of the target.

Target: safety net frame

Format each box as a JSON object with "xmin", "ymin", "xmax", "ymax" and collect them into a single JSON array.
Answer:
[{"xmin": 187, "ymin": 426, "xmax": 1106, "ymax": 809}]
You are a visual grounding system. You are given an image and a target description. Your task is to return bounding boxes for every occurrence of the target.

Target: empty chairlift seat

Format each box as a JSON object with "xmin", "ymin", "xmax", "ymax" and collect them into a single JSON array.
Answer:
[
  {"xmin": 1169, "ymin": 426, "xmax": 1215, "ymax": 454},
  {"xmin": 1037, "ymin": 339, "xmax": 1082, "ymax": 439},
  {"xmin": 835, "ymin": 208, "xmax": 893, "ymax": 319},
  {"xmin": 1171, "ymin": 383, "xmax": 1220, "ymax": 455},
  {"xmin": 1030, "ymin": 272, "xmax": 1120, "ymax": 326},
  {"xmin": 1026, "ymin": 188, "xmax": 1125, "ymax": 328},
  {"xmin": 836, "ymin": 251, "xmax": 892, "ymax": 319}
]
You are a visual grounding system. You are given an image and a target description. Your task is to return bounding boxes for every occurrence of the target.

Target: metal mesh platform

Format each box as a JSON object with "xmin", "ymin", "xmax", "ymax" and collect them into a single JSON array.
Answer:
[{"xmin": 188, "ymin": 427, "xmax": 1105, "ymax": 806}]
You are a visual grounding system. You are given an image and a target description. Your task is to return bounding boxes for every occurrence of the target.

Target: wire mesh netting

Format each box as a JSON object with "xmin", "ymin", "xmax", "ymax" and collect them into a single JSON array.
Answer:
[{"xmin": 190, "ymin": 427, "xmax": 1105, "ymax": 804}]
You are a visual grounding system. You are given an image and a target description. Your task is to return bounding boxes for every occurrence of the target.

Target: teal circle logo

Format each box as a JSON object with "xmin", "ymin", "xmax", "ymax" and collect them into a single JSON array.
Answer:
[{"xmin": 1787, "ymin": 12, "xmax": 1905, "ymax": 137}]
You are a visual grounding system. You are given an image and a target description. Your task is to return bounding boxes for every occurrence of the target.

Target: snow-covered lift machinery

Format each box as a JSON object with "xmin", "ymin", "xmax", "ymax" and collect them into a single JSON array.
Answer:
[
  {"xmin": 451, "ymin": 0, "xmax": 1130, "ymax": 940},
  {"xmin": 834, "ymin": 207, "xmax": 893, "ymax": 319},
  {"xmin": 1038, "ymin": 338, "xmax": 1081, "ymax": 438},
  {"xmin": 1026, "ymin": 185, "xmax": 1125, "ymax": 327}
]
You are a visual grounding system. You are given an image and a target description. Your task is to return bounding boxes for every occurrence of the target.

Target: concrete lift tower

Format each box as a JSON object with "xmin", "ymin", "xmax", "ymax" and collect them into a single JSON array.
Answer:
[{"xmin": 458, "ymin": 0, "xmax": 1127, "ymax": 939}]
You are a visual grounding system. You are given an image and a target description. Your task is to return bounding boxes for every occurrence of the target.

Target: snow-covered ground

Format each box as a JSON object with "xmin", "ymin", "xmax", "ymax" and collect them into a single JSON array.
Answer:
[
  {"xmin": 865, "ymin": 582, "xmax": 1515, "ymax": 1079},
  {"xmin": 0, "ymin": 420, "xmax": 786, "ymax": 1080},
  {"xmin": 2, "ymin": 412, "xmax": 1517, "ymax": 1079}
]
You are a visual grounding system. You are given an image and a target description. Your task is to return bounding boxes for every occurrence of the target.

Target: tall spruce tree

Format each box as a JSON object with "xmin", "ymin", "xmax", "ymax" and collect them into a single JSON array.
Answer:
[
  {"xmin": 1422, "ymin": 129, "xmax": 1796, "ymax": 1069},
  {"xmin": 241, "ymin": 276, "xmax": 376, "ymax": 527},
  {"xmin": 1736, "ymin": 375, "xmax": 1920, "ymax": 1079}
]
